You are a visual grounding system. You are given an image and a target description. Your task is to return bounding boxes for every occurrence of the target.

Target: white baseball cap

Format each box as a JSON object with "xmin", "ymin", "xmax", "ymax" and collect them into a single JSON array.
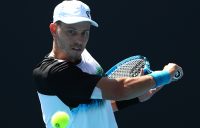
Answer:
[{"xmin": 53, "ymin": 0, "xmax": 98, "ymax": 27}]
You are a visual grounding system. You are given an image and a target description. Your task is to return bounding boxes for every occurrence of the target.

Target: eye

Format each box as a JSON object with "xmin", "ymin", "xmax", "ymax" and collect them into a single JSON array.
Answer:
[
  {"xmin": 66, "ymin": 29, "xmax": 76, "ymax": 35},
  {"xmin": 81, "ymin": 30, "xmax": 90, "ymax": 36}
]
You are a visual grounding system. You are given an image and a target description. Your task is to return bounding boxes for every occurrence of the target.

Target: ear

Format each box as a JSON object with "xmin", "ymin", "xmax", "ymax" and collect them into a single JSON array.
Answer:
[{"xmin": 49, "ymin": 23, "xmax": 57, "ymax": 37}]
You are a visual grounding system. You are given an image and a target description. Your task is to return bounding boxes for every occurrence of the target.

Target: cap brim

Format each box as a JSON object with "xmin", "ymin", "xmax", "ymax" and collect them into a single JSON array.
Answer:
[{"xmin": 54, "ymin": 17, "xmax": 98, "ymax": 27}]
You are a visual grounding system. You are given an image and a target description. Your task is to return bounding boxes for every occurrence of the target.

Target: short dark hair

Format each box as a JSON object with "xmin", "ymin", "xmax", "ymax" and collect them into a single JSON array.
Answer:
[{"xmin": 55, "ymin": 21, "xmax": 62, "ymax": 26}]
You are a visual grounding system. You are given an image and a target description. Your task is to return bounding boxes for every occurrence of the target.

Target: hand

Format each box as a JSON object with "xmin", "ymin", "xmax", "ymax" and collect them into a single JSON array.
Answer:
[
  {"xmin": 138, "ymin": 86, "xmax": 163, "ymax": 102},
  {"xmin": 163, "ymin": 63, "xmax": 183, "ymax": 81}
]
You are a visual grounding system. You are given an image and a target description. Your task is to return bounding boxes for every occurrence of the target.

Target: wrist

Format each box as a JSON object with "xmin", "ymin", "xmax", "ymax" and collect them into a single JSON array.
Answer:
[{"xmin": 148, "ymin": 70, "xmax": 171, "ymax": 87}]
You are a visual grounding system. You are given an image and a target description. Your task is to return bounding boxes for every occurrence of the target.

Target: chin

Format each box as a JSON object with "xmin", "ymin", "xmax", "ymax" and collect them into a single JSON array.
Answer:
[{"xmin": 70, "ymin": 54, "xmax": 82, "ymax": 62}]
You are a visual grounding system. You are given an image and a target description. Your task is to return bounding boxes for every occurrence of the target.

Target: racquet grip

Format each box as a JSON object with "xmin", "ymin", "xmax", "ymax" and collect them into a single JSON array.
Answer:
[{"xmin": 173, "ymin": 70, "xmax": 183, "ymax": 80}]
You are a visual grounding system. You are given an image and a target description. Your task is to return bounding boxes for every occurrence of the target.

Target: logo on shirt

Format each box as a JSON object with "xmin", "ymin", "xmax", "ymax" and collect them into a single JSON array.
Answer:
[{"xmin": 96, "ymin": 67, "xmax": 104, "ymax": 76}]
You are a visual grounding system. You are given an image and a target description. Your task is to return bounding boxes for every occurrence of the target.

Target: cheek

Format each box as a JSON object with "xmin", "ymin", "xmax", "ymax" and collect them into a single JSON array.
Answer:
[
  {"xmin": 84, "ymin": 36, "xmax": 89, "ymax": 45},
  {"xmin": 59, "ymin": 33, "xmax": 74, "ymax": 44},
  {"xmin": 57, "ymin": 33, "xmax": 69, "ymax": 44},
  {"xmin": 56, "ymin": 36, "xmax": 69, "ymax": 49},
  {"xmin": 84, "ymin": 40, "xmax": 88, "ymax": 46}
]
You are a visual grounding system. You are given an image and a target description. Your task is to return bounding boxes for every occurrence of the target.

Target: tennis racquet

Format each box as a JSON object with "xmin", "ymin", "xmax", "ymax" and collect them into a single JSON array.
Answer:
[{"xmin": 105, "ymin": 55, "xmax": 182, "ymax": 81}]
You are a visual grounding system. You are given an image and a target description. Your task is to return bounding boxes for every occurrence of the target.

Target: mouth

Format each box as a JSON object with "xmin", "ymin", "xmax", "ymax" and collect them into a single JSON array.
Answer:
[{"xmin": 72, "ymin": 47, "xmax": 82, "ymax": 52}]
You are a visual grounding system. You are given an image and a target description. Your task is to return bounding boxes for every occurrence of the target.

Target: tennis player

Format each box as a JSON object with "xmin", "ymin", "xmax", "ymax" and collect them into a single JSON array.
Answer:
[{"xmin": 32, "ymin": 0, "xmax": 183, "ymax": 128}]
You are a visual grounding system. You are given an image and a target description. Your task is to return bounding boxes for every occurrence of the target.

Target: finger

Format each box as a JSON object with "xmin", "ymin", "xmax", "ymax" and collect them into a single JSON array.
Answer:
[
  {"xmin": 150, "ymin": 86, "xmax": 163, "ymax": 94},
  {"xmin": 139, "ymin": 68, "xmax": 144, "ymax": 76},
  {"xmin": 163, "ymin": 64, "xmax": 168, "ymax": 70},
  {"xmin": 155, "ymin": 86, "xmax": 163, "ymax": 92}
]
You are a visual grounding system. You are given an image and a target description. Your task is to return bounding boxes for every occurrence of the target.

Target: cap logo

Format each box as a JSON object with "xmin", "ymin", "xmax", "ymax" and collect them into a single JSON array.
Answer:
[{"xmin": 86, "ymin": 11, "xmax": 91, "ymax": 19}]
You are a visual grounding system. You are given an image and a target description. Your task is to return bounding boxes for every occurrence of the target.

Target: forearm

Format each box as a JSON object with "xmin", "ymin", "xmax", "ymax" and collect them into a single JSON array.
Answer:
[
  {"xmin": 115, "ymin": 75, "xmax": 155, "ymax": 101},
  {"xmin": 97, "ymin": 75, "xmax": 155, "ymax": 101}
]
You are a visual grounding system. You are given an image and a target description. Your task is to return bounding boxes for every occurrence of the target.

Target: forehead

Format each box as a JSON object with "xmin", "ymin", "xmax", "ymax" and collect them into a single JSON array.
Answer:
[{"xmin": 59, "ymin": 21, "xmax": 91, "ymax": 30}]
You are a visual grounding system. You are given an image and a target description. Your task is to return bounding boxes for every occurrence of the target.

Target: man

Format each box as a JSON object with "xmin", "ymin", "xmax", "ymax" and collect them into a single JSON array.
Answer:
[{"xmin": 33, "ymin": 0, "xmax": 183, "ymax": 128}]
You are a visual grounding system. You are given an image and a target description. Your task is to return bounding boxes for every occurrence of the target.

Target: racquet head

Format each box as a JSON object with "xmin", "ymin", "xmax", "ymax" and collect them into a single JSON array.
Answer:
[{"xmin": 106, "ymin": 55, "xmax": 151, "ymax": 79}]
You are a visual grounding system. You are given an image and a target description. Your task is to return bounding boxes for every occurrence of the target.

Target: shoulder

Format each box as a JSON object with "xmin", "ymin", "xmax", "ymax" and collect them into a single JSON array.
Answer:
[
  {"xmin": 32, "ymin": 57, "xmax": 80, "ymax": 79},
  {"xmin": 32, "ymin": 57, "xmax": 82, "ymax": 94}
]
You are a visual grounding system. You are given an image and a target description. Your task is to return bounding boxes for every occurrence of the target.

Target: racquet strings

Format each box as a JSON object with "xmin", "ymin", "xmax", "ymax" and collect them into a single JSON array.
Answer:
[{"xmin": 108, "ymin": 59, "xmax": 145, "ymax": 79}]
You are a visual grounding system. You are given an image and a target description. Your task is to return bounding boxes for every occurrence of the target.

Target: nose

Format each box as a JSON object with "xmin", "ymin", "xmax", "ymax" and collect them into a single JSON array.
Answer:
[{"xmin": 75, "ymin": 34, "xmax": 87, "ymax": 45}]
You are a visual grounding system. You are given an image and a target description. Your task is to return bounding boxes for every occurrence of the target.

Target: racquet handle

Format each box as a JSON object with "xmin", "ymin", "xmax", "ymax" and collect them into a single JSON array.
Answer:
[{"xmin": 173, "ymin": 70, "xmax": 183, "ymax": 80}]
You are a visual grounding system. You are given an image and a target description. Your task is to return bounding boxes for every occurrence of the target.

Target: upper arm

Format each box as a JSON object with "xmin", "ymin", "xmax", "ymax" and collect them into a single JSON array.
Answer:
[
  {"xmin": 49, "ymin": 66, "xmax": 102, "ymax": 99},
  {"xmin": 33, "ymin": 59, "xmax": 105, "ymax": 107}
]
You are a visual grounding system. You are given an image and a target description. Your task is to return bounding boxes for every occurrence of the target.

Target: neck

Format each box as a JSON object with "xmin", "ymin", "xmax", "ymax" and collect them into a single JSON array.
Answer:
[
  {"xmin": 50, "ymin": 41, "xmax": 81, "ymax": 63},
  {"xmin": 50, "ymin": 41, "xmax": 68, "ymax": 60}
]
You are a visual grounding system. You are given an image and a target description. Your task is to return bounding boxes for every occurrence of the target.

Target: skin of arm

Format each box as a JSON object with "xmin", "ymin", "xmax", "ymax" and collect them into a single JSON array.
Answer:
[
  {"xmin": 97, "ymin": 75, "xmax": 156, "ymax": 101},
  {"xmin": 97, "ymin": 63, "xmax": 182, "ymax": 111}
]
